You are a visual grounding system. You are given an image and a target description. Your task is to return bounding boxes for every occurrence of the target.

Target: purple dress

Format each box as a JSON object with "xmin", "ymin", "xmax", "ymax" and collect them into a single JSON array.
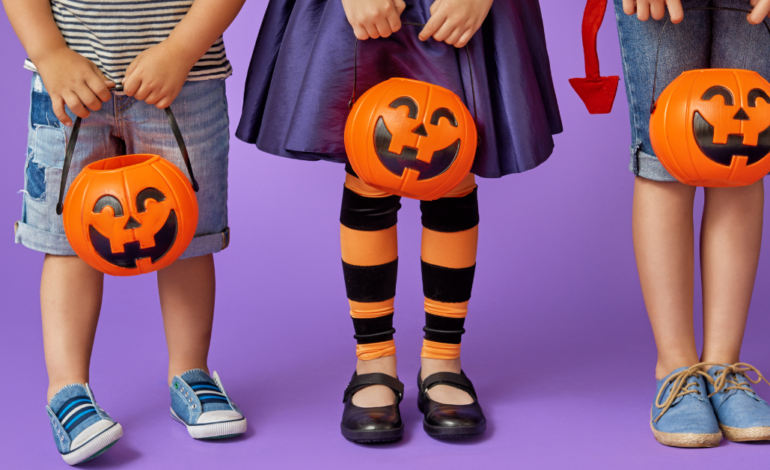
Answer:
[{"xmin": 236, "ymin": 0, "xmax": 562, "ymax": 178}]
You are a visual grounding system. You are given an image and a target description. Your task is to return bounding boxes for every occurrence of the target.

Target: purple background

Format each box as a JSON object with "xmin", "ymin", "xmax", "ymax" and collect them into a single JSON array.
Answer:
[{"xmin": 2, "ymin": 2, "xmax": 770, "ymax": 468}]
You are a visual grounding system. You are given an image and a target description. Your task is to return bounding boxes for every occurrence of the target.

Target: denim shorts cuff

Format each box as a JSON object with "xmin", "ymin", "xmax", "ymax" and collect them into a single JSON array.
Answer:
[
  {"xmin": 629, "ymin": 149, "xmax": 679, "ymax": 183},
  {"xmin": 179, "ymin": 228, "xmax": 230, "ymax": 260},
  {"xmin": 14, "ymin": 221, "xmax": 77, "ymax": 256},
  {"xmin": 16, "ymin": 220, "xmax": 229, "ymax": 260}
]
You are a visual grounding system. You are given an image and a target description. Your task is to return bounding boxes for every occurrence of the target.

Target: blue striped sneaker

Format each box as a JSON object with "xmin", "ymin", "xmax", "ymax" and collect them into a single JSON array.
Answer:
[
  {"xmin": 170, "ymin": 369, "xmax": 246, "ymax": 439},
  {"xmin": 46, "ymin": 384, "xmax": 123, "ymax": 465}
]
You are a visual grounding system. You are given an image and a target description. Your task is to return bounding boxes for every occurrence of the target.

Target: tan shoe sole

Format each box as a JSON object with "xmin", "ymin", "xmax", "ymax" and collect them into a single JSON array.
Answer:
[
  {"xmin": 720, "ymin": 424, "xmax": 770, "ymax": 442},
  {"xmin": 650, "ymin": 409, "xmax": 722, "ymax": 448}
]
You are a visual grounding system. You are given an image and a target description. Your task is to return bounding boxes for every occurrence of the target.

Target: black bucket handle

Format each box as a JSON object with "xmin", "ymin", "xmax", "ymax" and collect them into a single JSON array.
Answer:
[
  {"xmin": 650, "ymin": 7, "xmax": 770, "ymax": 114},
  {"xmin": 56, "ymin": 93, "xmax": 199, "ymax": 215},
  {"xmin": 347, "ymin": 22, "xmax": 478, "ymax": 128}
]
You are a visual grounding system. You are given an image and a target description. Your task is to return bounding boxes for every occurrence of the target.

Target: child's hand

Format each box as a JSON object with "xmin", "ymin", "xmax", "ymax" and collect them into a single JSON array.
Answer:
[
  {"xmin": 34, "ymin": 47, "xmax": 114, "ymax": 126},
  {"xmin": 749, "ymin": 0, "xmax": 770, "ymax": 25},
  {"xmin": 419, "ymin": 0, "xmax": 493, "ymax": 48},
  {"xmin": 341, "ymin": 0, "xmax": 406, "ymax": 40},
  {"xmin": 123, "ymin": 41, "xmax": 194, "ymax": 109},
  {"xmin": 622, "ymin": 0, "xmax": 684, "ymax": 23}
]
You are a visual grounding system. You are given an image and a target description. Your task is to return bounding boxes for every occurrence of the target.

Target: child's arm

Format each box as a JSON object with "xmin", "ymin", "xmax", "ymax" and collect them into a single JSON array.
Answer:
[
  {"xmin": 621, "ymin": 0, "xmax": 684, "ymax": 23},
  {"xmin": 749, "ymin": 0, "xmax": 770, "ymax": 25},
  {"xmin": 419, "ymin": 0, "xmax": 493, "ymax": 48},
  {"xmin": 122, "ymin": 0, "xmax": 246, "ymax": 109},
  {"xmin": 2, "ymin": 0, "xmax": 114, "ymax": 126},
  {"xmin": 341, "ymin": 0, "xmax": 407, "ymax": 40}
]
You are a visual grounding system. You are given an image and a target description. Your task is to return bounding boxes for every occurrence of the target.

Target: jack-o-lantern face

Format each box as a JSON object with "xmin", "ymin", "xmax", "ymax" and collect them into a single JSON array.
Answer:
[
  {"xmin": 88, "ymin": 188, "xmax": 178, "ymax": 268},
  {"xmin": 651, "ymin": 69, "xmax": 770, "ymax": 187},
  {"xmin": 63, "ymin": 154, "xmax": 198, "ymax": 276},
  {"xmin": 374, "ymin": 96, "xmax": 461, "ymax": 181},
  {"xmin": 345, "ymin": 78, "xmax": 477, "ymax": 200},
  {"xmin": 693, "ymin": 86, "xmax": 770, "ymax": 166}
]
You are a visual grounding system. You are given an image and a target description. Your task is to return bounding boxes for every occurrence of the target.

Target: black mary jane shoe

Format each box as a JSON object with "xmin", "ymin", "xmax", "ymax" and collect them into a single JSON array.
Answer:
[
  {"xmin": 340, "ymin": 372, "xmax": 405, "ymax": 443},
  {"xmin": 417, "ymin": 370, "xmax": 487, "ymax": 438}
]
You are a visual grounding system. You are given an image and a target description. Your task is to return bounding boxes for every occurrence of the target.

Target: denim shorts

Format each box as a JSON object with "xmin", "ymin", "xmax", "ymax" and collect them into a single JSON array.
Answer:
[
  {"xmin": 614, "ymin": 0, "xmax": 770, "ymax": 181},
  {"xmin": 15, "ymin": 74, "xmax": 230, "ymax": 258}
]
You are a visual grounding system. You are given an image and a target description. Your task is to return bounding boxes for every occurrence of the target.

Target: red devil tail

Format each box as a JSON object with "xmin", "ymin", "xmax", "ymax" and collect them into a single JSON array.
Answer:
[{"xmin": 569, "ymin": 0, "xmax": 619, "ymax": 114}]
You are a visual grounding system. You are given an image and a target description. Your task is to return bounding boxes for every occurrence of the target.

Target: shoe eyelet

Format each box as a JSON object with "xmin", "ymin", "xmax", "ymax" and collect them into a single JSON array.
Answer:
[
  {"xmin": 189, "ymin": 398, "xmax": 192, "ymax": 403},
  {"xmin": 192, "ymin": 404, "xmax": 197, "ymax": 409}
]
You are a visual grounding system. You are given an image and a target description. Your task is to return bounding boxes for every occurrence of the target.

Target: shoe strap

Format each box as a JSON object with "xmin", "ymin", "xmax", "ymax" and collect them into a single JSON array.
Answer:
[
  {"xmin": 421, "ymin": 371, "xmax": 477, "ymax": 400},
  {"xmin": 343, "ymin": 372, "xmax": 404, "ymax": 404}
]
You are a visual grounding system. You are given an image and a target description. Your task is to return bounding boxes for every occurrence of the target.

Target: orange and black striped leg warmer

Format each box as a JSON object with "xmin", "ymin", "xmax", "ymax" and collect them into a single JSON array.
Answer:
[
  {"xmin": 420, "ymin": 175, "xmax": 479, "ymax": 360},
  {"xmin": 340, "ymin": 164, "xmax": 401, "ymax": 361}
]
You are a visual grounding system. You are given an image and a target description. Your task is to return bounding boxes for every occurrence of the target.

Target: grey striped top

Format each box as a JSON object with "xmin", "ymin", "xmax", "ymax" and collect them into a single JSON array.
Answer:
[{"xmin": 24, "ymin": 0, "xmax": 232, "ymax": 84}]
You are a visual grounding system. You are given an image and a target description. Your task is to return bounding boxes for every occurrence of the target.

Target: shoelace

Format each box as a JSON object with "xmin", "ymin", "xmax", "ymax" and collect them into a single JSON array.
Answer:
[
  {"xmin": 654, "ymin": 364, "xmax": 712, "ymax": 423},
  {"xmin": 709, "ymin": 363, "xmax": 770, "ymax": 396},
  {"xmin": 655, "ymin": 362, "xmax": 770, "ymax": 423}
]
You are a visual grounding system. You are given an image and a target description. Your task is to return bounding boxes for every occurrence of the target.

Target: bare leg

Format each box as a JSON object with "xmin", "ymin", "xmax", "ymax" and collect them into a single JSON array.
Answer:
[
  {"xmin": 700, "ymin": 181, "xmax": 763, "ymax": 365},
  {"xmin": 41, "ymin": 255, "xmax": 104, "ymax": 401},
  {"xmin": 158, "ymin": 254, "xmax": 215, "ymax": 385},
  {"xmin": 632, "ymin": 177, "xmax": 699, "ymax": 379}
]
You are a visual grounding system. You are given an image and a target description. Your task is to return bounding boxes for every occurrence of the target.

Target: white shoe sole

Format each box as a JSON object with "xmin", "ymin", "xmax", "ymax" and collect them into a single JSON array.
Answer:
[
  {"xmin": 61, "ymin": 422, "xmax": 123, "ymax": 466},
  {"xmin": 170, "ymin": 408, "xmax": 247, "ymax": 439}
]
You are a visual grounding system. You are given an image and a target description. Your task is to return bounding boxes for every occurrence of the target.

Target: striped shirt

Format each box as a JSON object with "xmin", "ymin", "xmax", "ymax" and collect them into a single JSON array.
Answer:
[{"xmin": 24, "ymin": 0, "xmax": 232, "ymax": 84}]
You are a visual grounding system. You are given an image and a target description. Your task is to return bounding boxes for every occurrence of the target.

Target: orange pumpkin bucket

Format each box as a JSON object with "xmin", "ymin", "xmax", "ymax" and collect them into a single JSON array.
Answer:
[
  {"xmin": 56, "ymin": 107, "xmax": 199, "ymax": 276},
  {"xmin": 344, "ymin": 24, "xmax": 478, "ymax": 201},
  {"xmin": 649, "ymin": 7, "xmax": 770, "ymax": 187}
]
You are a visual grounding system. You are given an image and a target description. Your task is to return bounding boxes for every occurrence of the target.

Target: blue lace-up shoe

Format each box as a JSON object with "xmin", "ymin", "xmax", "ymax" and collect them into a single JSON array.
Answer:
[
  {"xmin": 47, "ymin": 384, "xmax": 123, "ymax": 465},
  {"xmin": 706, "ymin": 363, "xmax": 770, "ymax": 442},
  {"xmin": 170, "ymin": 369, "xmax": 246, "ymax": 439},
  {"xmin": 650, "ymin": 365, "xmax": 721, "ymax": 448}
]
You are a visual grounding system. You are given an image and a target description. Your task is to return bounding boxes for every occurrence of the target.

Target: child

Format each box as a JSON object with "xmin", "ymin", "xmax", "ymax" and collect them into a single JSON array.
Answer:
[
  {"xmin": 616, "ymin": 0, "xmax": 770, "ymax": 447},
  {"xmin": 237, "ymin": 0, "xmax": 561, "ymax": 442},
  {"xmin": 3, "ymin": 0, "xmax": 247, "ymax": 464}
]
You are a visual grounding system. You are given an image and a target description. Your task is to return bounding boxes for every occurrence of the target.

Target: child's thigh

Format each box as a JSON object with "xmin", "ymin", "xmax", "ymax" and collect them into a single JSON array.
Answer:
[
  {"xmin": 16, "ymin": 74, "xmax": 119, "ymax": 255},
  {"xmin": 712, "ymin": 0, "xmax": 770, "ymax": 79},
  {"xmin": 121, "ymin": 79, "xmax": 230, "ymax": 257},
  {"xmin": 613, "ymin": 0, "xmax": 710, "ymax": 180}
]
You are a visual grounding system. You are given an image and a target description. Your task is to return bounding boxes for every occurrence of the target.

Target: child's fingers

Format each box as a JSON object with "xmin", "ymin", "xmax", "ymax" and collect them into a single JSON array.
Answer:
[
  {"xmin": 155, "ymin": 96, "xmax": 173, "ymax": 109},
  {"xmin": 431, "ymin": 18, "xmax": 456, "ymax": 42},
  {"xmin": 122, "ymin": 74, "xmax": 140, "ymax": 96},
  {"xmin": 351, "ymin": 23, "xmax": 370, "ymax": 40},
  {"xmin": 429, "ymin": 0, "xmax": 442, "ymax": 16},
  {"xmin": 143, "ymin": 90, "xmax": 161, "ymax": 105},
  {"xmin": 62, "ymin": 90, "xmax": 90, "ymax": 119},
  {"xmin": 622, "ymin": 0, "xmax": 637, "ymax": 15},
  {"xmin": 386, "ymin": 4, "xmax": 402, "ymax": 32},
  {"xmin": 363, "ymin": 20, "xmax": 381, "ymax": 39},
  {"xmin": 374, "ymin": 17, "xmax": 393, "ymax": 38},
  {"xmin": 444, "ymin": 27, "xmax": 464, "ymax": 46},
  {"xmin": 74, "ymin": 84, "xmax": 103, "ymax": 111},
  {"xmin": 748, "ymin": 0, "xmax": 770, "ymax": 24},
  {"xmin": 123, "ymin": 60, "xmax": 138, "ymax": 87},
  {"xmin": 51, "ymin": 96, "xmax": 72, "ymax": 126},
  {"xmin": 455, "ymin": 29, "xmax": 474, "ymax": 48},
  {"xmin": 394, "ymin": 0, "xmax": 406, "ymax": 15},
  {"xmin": 89, "ymin": 64, "xmax": 115, "ymax": 98},
  {"xmin": 650, "ymin": 0, "xmax": 666, "ymax": 20},
  {"xmin": 667, "ymin": 0, "xmax": 684, "ymax": 24},
  {"xmin": 85, "ymin": 75, "xmax": 113, "ymax": 103},
  {"xmin": 419, "ymin": 12, "xmax": 445, "ymax": 40},
  {"xmin": 133, "ymin": 83, "xmax": 151, "ymax": 101},
  {"xmin": 636, "ymin": 0, "xmax": 651, "ymax": 21}
]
